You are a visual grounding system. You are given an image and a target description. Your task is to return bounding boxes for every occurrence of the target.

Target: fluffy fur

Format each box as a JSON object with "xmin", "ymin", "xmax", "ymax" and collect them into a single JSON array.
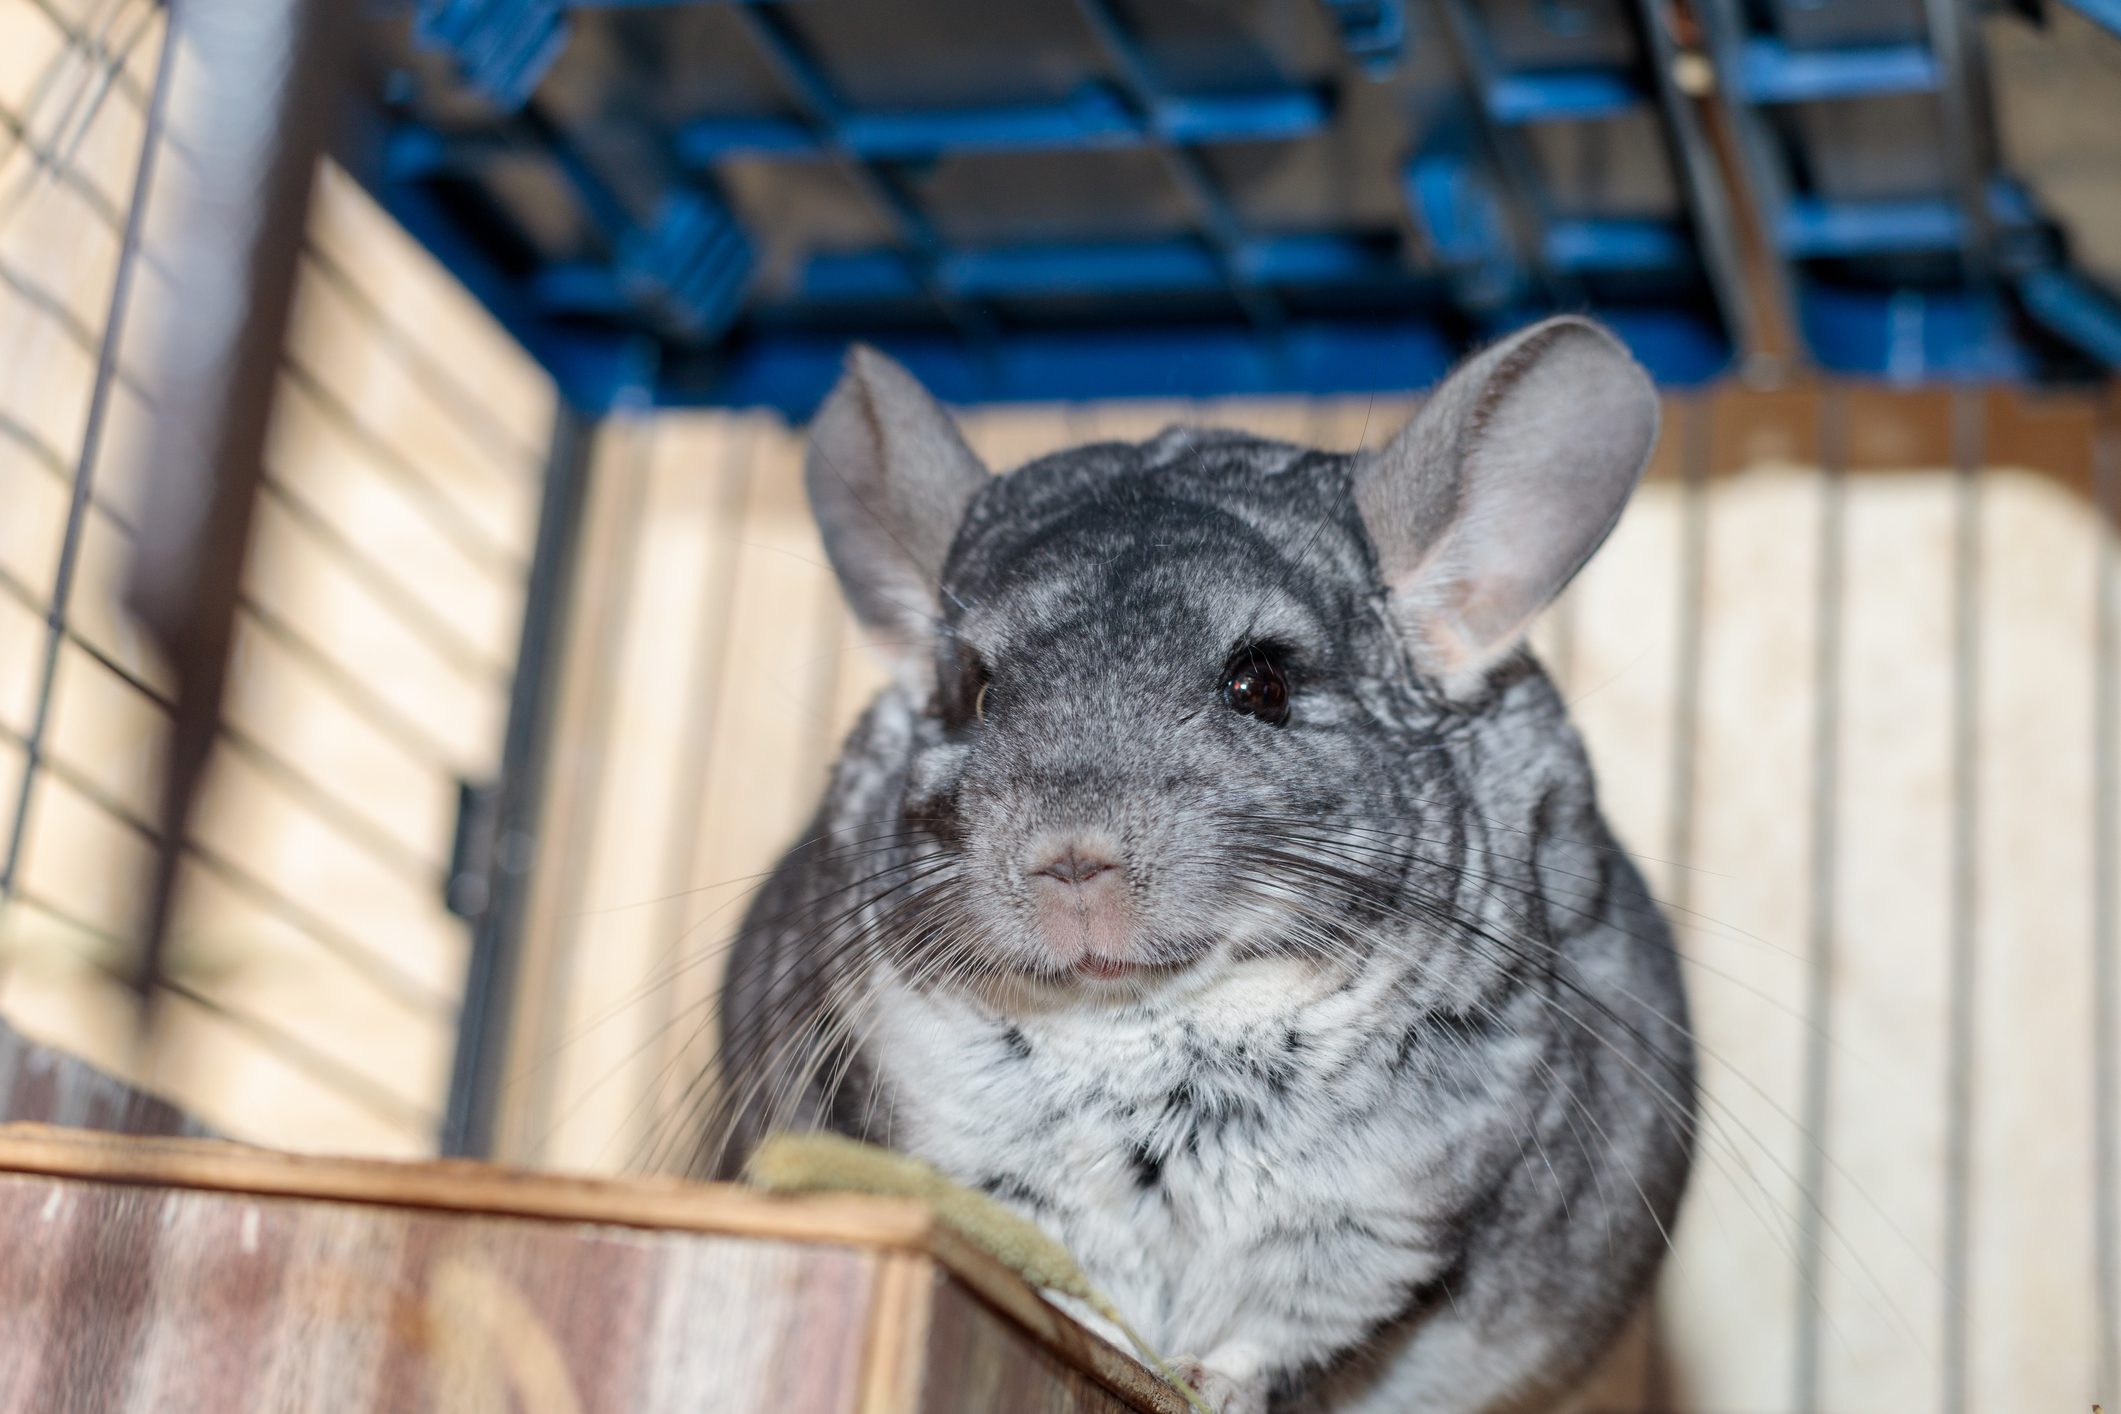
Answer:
[{"xmin": 704, "ymin": 320, "xmax": 1697, "ymax": 1413}]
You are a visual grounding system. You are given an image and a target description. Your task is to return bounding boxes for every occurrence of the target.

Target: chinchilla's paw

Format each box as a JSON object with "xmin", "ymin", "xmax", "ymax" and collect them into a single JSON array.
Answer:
[{"xmin": 1167, "ymin": 1355, "xmax": 1269, "ymax": 1414}]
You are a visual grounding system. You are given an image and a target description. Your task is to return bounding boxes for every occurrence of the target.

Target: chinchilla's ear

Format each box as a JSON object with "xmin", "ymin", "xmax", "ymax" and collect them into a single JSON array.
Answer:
[
  {"xmin": 1354, "ymin": 315, "xmax": 1657, "ymax": 690},
  {"xmin": 806, "ymin": 345, "xmax": 990, "ymax": 667}
]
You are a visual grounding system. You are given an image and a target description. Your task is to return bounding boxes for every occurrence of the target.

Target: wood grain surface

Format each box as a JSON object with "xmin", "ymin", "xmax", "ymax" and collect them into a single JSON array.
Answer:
[{"xmin": 0, "ymin": 1124, "xmax": 1187, "ymax": 1414}]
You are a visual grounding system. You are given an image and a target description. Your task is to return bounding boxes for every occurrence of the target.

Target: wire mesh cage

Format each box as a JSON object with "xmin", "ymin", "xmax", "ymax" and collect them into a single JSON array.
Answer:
[
  {"xmin": 1, "ymin": 0, "xmax": 555, "ymax": 1153},
  {"xmin": 1, "ymin": 0, "xmax": 2119, "ymax": 1410}
]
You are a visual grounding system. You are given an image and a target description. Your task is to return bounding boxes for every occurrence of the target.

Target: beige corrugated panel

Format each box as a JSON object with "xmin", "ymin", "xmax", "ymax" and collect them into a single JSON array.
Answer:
[{"xmin": 0, "ymin": 3, "xmax": 552, "ymax": 1159}]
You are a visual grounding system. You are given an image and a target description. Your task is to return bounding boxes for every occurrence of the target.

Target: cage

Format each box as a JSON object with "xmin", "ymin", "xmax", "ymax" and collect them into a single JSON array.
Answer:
[{"xmin": 0, "ymin": 0, "xmax": 2117, "ymax": 1409}]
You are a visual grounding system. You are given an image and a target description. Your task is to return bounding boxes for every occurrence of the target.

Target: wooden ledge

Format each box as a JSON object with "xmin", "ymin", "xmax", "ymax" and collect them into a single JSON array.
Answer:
[
  {"xmin": 0, "ymin": 1122, "xmax": 939, "ymax": 1249},
  {"xmin": 0, "ymin": 1123, "xmax": 1187, "ymax": 1414}
]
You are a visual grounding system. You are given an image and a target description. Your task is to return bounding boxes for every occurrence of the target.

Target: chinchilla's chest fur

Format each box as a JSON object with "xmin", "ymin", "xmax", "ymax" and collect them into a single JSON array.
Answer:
[
  {"xmin": 802, "ymin": 687, "xmax": 1692, "ymax": 1413},
  {"xmin": 871, "ymin": 958, "xmax": 1529, "ymax": 1386}
]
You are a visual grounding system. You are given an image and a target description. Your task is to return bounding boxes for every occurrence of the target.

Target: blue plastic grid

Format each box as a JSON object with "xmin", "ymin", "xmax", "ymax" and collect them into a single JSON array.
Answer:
[
  {"xmin": 1698, "ymin": 0, "xmax": 2121, "ymax": 382},
  {"xmin": 356, "ymin": 0, "xmax": 2118, "ymax": 411}
]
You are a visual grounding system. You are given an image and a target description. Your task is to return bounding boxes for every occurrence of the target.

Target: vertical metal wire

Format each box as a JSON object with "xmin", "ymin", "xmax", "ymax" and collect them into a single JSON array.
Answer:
[
  {"xmin": 1919, "ymin": 0, "xmax": 2000, "ymax": 305},
  {"xmin": 441, "ymin": 402, "xmax": 600, "ymax": 1158},
  {"xmin": 0, "ymin": 10, "xmax": 174, "ymax": 937},
  {"xmin": 1792, "ymin": 386, "xmax": 1848, "ymax": 1414},
  {"xmin": 2091, "ymin": 390, "xmax": 2120, "ymax": 1405},
  {"xmin": 1625, "ymin": 0, "xmax": 1754, "ymax": 361},
  {"xmin": 1689, "ymin": 0, "xmax": 1801, "ymax": 359},
  {"xmin": 1644, "ymin": 393, "xmax": 1712, "ymax": 1414},
  {"xmin": 1665, "ymin": 397, "xmax": 1712, "ymax": 920},
  {"xmin": 1941, "ymin": 388, "xmax": 1985, "ymax": 1414}
]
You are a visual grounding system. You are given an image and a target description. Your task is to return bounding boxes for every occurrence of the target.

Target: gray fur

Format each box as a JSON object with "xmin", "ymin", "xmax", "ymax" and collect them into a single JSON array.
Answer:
[
  {"xmin": 807, "ymin": 343, "xmax": 992, "ymax": 664},
  {"xmin": 1356, "ymin": 317, "xmax": 1659, "ymax": 688},
  {"xmin": 706, "ymin": 318, "xmax": 1696, "ymax": 1413}
]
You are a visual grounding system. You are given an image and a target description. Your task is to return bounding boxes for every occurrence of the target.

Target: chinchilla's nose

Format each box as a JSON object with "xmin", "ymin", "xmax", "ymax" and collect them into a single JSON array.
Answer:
[{"xmin": 1029, "ymin": 840, "xmax": 1118, "ymax": 887}]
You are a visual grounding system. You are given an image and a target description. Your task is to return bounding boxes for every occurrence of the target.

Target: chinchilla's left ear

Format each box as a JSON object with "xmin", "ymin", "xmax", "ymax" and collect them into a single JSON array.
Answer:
[
  {"xmin": 806, "ymin": 345, "xmax": 991, "ymax": 671},
  {"xmin": 1353, "ymin": 315, "xmax": 1658, "ymax": 691}
]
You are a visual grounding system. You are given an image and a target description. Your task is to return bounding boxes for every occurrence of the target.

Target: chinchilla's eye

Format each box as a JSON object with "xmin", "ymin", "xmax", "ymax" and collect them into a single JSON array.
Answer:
[
  {"xmin": 955, "ymin": 647, "xmax": 991, "ymax": 727},
  {"xmin": 1222, "ymin": 647, "xmax": 1290, "ymax": 727}
]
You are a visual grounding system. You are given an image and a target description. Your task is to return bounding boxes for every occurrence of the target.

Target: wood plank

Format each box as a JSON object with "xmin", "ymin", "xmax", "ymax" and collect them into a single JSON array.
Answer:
[
  {"xmin": 918, "ymin": 1274, "xmax": 1143, "ymax": 1414},
  {"xmin": 922, "ymin": 1226, "xmax": 1187, "ymax": 1414},
  {"xmin": 0, "ymin": 1123, "xmax": 938, "ymax": 1250},
  {"xmin": 859, "ymin": 1252, "xmax": 936, "ymax": 1414},
  {"xmin": 0, "ymin": 1124, "xmax": 1187, "ymax": 1412},
  {"xmin": 0, "ymin": 1168, "xmax": 881, "ymax": 1414}
]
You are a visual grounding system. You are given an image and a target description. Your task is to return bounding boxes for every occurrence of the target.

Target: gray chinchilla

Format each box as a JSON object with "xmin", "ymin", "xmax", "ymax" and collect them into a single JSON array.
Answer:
[{"xmin": 703, "ymin": 316, "xmax": 1697, "ymax": 1414}]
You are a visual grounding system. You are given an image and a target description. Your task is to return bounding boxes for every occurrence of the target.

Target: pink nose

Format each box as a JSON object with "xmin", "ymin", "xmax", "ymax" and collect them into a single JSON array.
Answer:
[{"xmin": 1033, "ymin": 847, "xmax": 1116, "ymax": 886}]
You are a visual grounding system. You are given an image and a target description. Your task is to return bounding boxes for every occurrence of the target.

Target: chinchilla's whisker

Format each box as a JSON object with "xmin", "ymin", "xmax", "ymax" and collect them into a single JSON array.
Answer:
[
  {"xmin": 577, "ymin": 865, "xmax": 951, "ymax": 1171},
  {"xmin": 1244, "ymin": 860, "xmax": 1847, "ymax": 1320},
  {"xmin": 806, "ymin": 918, "xmax": 995, "ymax": 1149},
  {"xmin": 1243, "ymin": 777, "xmax": 1738, "ymax": 886},
  {"xmin": 1238, "ymin": 863, "xmax": 1696, "ymax": 1187},
  {"xmin": 626, "ymin": 860, "xmax": 957, "ymax": 1173},
  {"xmin": 714, "ymin": 869, "xmax": 967, "ymax": 1155},
  {"xmin": 1271, "ymin": 811, "xmax": 1751, "ymax": 935},
  {"xmin": 553, "ymin": 837, "xmax": 952, "ymax": 1089},
  {"xmin": 1235, "ymin": 813, "xmax": 1769, "ymax": 957},
  {"xmin": 1248, "ymin": 824, "xmax": 1843, "ymax": 1176},
  {"xmin": 1475, "ymin": 965, "xmax": 1885, "ymax": 1355},
  {"xmin": 1404, "ymin": 866, "xmax": 1926, "ymax": 1289},
  {"xmin": 519, "ymin": 843, "xmax": 948, "ymax": 1093},
  {"xmin": 1356, "ymin": 872, "xmax": 1926, "ymax": 1350},
  {"xmin": 1236, "ymin": 887, "xmax": 1606, "ymax": 1245},
  {"xmin": 674, "ymin": 867, "xmax": 958, "ymax": 1173},
  {"xmin": 840, "ymin": 939, "xmax": 973, "ymax": 1145},
  {"xmin": 560, "ymin": 823, "xmax": 939, "ymax": 921},
  {"xmin": 1252, "ymin": 824, "xmax": 1813, "ymax": 1041},
  {"xmin": 1248, "ymin": 879, "xmax": 1806, "ymax": 1292},
  {"xmin": 762, "ymin": 902, "xmax": 969, "ymax": 1132}
]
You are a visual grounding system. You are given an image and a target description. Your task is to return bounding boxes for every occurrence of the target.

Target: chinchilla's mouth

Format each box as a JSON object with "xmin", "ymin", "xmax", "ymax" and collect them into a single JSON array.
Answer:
[
  {"xmin": 996, "ymin": 944, "xmax": 1200, "ymax": 993},
  {"xmin": 1064, "ymin": 936, "xmax": 1221, "ymax": 987}
]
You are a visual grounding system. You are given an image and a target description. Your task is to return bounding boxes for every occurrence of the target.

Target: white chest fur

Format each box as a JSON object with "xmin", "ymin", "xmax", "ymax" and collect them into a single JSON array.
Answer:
[{"xmin": 867, "ymin": 958, "xmax": 1492, "ymax": 1370}]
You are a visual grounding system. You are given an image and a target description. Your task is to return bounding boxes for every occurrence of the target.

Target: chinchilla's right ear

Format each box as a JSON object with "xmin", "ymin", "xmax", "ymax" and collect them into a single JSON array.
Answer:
[
  {"xmin": 1354, "ymin": 315, "xmax": 1658, "ymax": 695},
  {"xmin": 806, "ymin": 345, "xmax": 991, "ymax": 670}
]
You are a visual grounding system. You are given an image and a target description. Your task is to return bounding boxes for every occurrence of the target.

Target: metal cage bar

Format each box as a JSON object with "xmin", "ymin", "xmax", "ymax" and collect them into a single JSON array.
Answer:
[
  {"xmin": 0, "ymin": 0, "xmax": 176, "ymax": 924},
  {"xmin": 442, "ymin": 402, "xmax": 599, "ymax": 1159},
  {"xmin": 1940, "ymin": 388, "xmax": 1987, "ymax": 1414},
  {"xmin": 1791, "ymin": 386, "xmax": 1849, "ymax": 1412}
]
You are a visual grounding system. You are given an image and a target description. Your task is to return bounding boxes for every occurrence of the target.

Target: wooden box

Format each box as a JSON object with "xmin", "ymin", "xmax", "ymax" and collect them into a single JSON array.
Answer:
[{"xmin": 0, "ymin": 1126, "xmax": 1185, "ymax": 1413}]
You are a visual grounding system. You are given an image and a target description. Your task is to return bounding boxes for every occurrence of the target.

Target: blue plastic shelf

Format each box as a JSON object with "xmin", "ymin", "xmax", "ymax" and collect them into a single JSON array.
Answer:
[
  {"xmin": 1699, "ymin": 0, "xmax": 2121, "ymax": 384},
  {"xmin": 355, "ymin": 0, "xmax": 2118, "ymax": 411}
]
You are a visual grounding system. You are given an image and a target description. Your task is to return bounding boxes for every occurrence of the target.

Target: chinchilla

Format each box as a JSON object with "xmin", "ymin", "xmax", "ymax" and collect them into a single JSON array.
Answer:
[{"xmin": 701, "ymin": 316, "xmax": 1697, "ymax": 1413}]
